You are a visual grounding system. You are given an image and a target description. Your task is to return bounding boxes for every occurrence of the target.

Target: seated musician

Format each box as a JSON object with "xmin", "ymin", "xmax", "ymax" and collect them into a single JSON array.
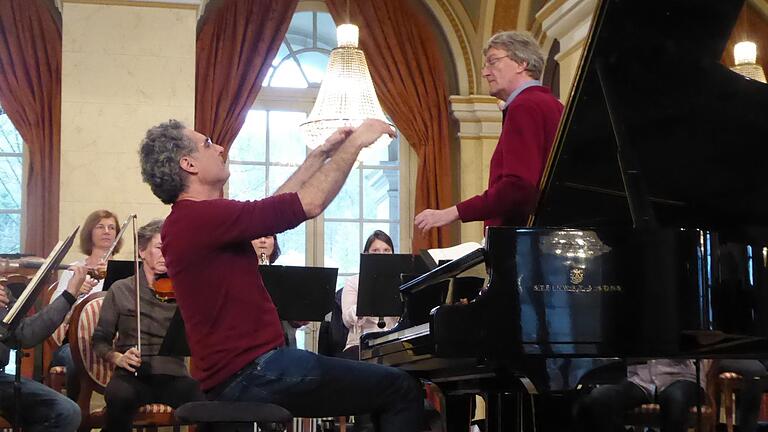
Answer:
[
  {"xmin": 251, "ymin": 235, "xmax": 307, "ymax": 348},
  {"xmin": 0, "ymin": 265, "xmax": 91, "ymax": 430},
  {"xmin": 92, "ymin": 219, "xmax": 204, "ymax": 432},
  {"xmin": 50, "ymin": 209, "xmax": 120, "ymax": 401},
  {"xmin": 573, "ymin": 359, "xmax": 708, "ymax": 432},
  {"xmin": 140, "ymin": 119, "xmax": 424, "ymax": 431},
  {"xmin": 415, "ymin": 31, "xmax": 564, "ymax": 233},
  {"xmin": 340, "ymin": 230, "xmax": 399, "ymax": 360}
]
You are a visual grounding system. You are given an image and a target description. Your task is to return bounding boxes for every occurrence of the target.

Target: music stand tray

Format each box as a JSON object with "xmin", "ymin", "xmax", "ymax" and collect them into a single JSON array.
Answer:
[
  {"xmin": 158, "ymin": 308, "xmax": 190, "ymax": 357},
  {"xmin": 260, "ymin": 266, "xmax": 337, "ymax": 322}
]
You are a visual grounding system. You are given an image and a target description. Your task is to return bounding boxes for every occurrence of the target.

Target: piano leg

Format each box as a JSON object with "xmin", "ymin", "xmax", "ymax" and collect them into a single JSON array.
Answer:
[
  {"xmin": 444, "ymin": 394, "xmax": 472, "ymax": 432},
  {"xmin": 484, "ymin": 392, "xmax": 531, "ymax": 432}
]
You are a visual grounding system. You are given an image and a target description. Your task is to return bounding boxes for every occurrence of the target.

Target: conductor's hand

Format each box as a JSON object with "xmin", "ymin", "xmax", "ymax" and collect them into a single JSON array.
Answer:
[
  {"xmin": 0, "ymin": 287, "xmax": 9, "ymax": 309},
  {"xmin": 318, "ymin": 127, "xmax": 355, "ymax": 158},
  {"xmin": 114, "ymin": 347, "xmax": 142, "ymax": 372},
  {"xmin": 415, "ymin": 206, "xmax": 460, "ymax": 233},
  {"xmin": 64, "ymin": 265, "xmax": 90, "ymax": 297},
  {"xmin": 349, "ymin": 119, "xmax": 396, "ymax": 149}
]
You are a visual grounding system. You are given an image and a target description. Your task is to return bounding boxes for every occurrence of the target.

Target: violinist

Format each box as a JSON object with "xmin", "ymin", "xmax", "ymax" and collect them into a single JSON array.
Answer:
[
  {"xmin": 0, "ymin": 265, "xmax": 89, "ymax": 431},
  {"xmin": 50, "ymin": 209, "xmax": 120, "ymax": 401},
  {"xmin": 52, "ymin": 209, "xmax": 121, "ymax": 299},
  {"xmin": 92, "ymin": 219, "xmax": 203, "ymax": 432}
]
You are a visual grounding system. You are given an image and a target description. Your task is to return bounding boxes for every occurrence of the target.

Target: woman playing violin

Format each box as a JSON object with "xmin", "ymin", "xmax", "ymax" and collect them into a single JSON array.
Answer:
[
  {"xmin": 50, "ymin": 209, "xmax": 122, "ymax": 401},
  {"xmin": 53, "ymin": 209, "xmax": 122, "ymax": 299},
  {"xmin": 92, "ymin": 219, "xmax": 203, "ymax": 432}
]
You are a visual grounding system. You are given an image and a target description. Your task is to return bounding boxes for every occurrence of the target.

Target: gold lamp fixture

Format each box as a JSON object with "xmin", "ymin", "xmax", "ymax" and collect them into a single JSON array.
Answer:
[
  {"xmin": 299, "ymin": 22, "xmax": 393, "ymax": 162},
  {"xmin": 731, "ymin": 41, "xmax": 766, "ymax": 83}
]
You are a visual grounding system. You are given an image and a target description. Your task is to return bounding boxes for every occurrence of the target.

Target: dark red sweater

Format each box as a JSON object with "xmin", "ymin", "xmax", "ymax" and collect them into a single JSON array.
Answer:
[
  {"xmin": 161, "ymin": 194, "xmax": 307, "ymax": 391},
  {"xmin": 456, "ymin": 86, "xmax": 563, "ymax": 228}
]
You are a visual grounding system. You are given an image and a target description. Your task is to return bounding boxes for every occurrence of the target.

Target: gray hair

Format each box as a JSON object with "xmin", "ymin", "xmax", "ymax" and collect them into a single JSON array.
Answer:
[
  {"xmin": 484, "ymin": 31, "xmax": 544, "ymax": 80},
  {"xmin": 137, "ymin": 219, "xmax": 164, "ymax": 252},
  {"xmin": 139, "ymin": 119, "xmax": 196, "ymax": 204}
]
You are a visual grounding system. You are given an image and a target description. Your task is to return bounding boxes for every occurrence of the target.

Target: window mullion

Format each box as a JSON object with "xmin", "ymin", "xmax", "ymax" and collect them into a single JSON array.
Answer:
[
  {"xmin": 358, "ymin": 167, "xmax": 364, "ymax": 251},
  {"xmin": 265, "ymin": 110, "xmax": 270, "ymax": 197}
]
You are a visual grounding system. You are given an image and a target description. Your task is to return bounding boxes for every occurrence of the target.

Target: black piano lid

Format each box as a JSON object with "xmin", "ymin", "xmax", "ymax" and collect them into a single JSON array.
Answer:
[{"xmin": 533, "ymin": 0, "xmax": 768, "ymax": 230}]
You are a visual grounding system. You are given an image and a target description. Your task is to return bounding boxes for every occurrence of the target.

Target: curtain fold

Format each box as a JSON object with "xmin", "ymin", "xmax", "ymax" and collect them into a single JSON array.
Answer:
[
  {"xmin": 0, "ymin": 0, "xmax": 61, "ymax": 256},
  {"xmin": 325, "ymin": 0, "xmax": 454, "ymax": 250},
  {"xmin": 196, "ymin": 0, "xmax": 299, "ymax": 153}
]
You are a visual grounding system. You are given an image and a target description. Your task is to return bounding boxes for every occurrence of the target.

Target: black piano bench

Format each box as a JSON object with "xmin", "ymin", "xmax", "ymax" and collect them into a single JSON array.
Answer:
[{"xmin": 174, "ymin": 401, "xmax": 293, "ymax": 432}]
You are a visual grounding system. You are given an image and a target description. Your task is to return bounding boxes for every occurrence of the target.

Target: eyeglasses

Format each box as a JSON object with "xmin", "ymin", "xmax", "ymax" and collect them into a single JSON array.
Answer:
[{"xmin": 483, "ymin": 55, "xmax": 511, "ymax": 68}]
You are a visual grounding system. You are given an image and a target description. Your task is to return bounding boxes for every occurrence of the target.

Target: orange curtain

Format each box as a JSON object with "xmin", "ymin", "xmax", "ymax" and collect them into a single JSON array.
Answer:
[
  {"xmin": 0, "ymin": 0, "xmax": 61, "ymax": 256},
  {"xmin": 325, "ymin": 0, "xmax": 454, "ymax": 251},
  {"xmin": 196, "ymin": 0, "xmax": 298, "ymax": 153}
]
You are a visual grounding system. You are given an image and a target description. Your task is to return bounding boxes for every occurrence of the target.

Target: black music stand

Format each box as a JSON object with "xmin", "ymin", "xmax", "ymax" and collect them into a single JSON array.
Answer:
[
  {"xmin": 158, "ymin": 309, "xmax": 190, "ymax": 357},
  {"xmin": 357, "ymin": 254, "xmax": 429, "ymax": 318},
  {"xmin": 102, "ymin": 260, "xmax": 137, "ymax": 291},
  {"xmin": 260, "ymin": 266, "xmax": 337, "ymax": 321},
  {"xmin": 0, "ymin": 226, "xmax": 79, "ymax": 432}
]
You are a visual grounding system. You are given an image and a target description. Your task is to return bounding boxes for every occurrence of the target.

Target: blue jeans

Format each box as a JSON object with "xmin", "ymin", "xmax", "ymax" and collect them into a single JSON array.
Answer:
[
  {"xmin": 213, "ymin": 347, "xmax": 423, "ymax": 432},
  {"xmin": 0, "ymin": 372, "xmax": 81, "ymax": 431}
]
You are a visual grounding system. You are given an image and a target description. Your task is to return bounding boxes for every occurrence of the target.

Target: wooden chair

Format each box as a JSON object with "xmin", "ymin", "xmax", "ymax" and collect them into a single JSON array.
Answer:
[
  {"xmin": 625, "ymin": 401, "xmax": 715, "ymax": 432},
  {"xmin": 43, "ymin": 281, "xmax": 68, "ymax": 392},
  {"xmin": 68, "ymin": 291, "xmax": 185, "ymax": 432},
  {"xmin": 717, "ymin": 371, "xmax": 744, "ymax": 432}
]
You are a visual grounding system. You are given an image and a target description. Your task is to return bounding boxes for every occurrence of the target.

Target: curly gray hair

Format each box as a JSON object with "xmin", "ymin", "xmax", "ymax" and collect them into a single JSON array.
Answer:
[
  {"xmin": 484, "ymin": 31, "xmax": 544, "ymax": 80},
  {"xmin": 139, "ymin": 120, "xmax": 196, "ymax": 204},
  {"xmin": 137, "ymin": 219, "xmax": 164, "ymax": 252}
]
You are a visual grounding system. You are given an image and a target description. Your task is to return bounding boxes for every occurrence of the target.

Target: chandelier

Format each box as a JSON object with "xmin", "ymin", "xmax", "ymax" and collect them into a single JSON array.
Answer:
[
  {"xmin": 299, "ymin": 23, "xmax": 393, "ymax": 162},
  {"xmin": 731, "ymin": 41, "xmax": 767, "ymax": 83}
]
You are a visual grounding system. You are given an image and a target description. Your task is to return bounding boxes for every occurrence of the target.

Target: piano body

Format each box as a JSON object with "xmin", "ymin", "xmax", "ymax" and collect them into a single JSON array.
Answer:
[{"xmin": 361, "ymin": 0, "xmax": 768, "ymax": 430}]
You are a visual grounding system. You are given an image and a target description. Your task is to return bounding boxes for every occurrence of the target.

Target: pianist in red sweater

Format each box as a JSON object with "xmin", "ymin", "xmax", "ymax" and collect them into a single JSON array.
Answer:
[
  {"xmin": 415, "ymin": 31, "xmax": 564, "ymax": 232},
  {"xmin": 139, "ymin": 119, "xmax": 424, "ymax": 432}
]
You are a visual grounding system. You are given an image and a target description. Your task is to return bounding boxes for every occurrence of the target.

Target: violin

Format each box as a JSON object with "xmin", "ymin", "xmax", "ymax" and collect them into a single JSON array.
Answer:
[{"xmin": 151, "ymin": 273, "xmax": 175, "ymax": 303}]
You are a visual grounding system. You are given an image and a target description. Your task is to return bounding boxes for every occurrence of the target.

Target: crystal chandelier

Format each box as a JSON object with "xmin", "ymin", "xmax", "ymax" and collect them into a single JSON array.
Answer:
[
  {"xmin": 299, "ymin": 23, "xmax": 393, "ymax": 162},
  {"xmin": 731, "ymin": 41, "xmax": 767, "ymax": 83}
]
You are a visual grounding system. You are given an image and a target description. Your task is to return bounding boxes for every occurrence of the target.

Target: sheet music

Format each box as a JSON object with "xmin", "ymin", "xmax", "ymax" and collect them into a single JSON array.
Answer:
[{"xmin": 427, "ymin": 241, "xmax": 483, "ymax": 263}]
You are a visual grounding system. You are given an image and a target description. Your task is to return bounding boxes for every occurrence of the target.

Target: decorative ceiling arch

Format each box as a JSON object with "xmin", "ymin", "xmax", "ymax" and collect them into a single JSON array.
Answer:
[{"xmin": 422, "ymin": 0, "xmax": 477, "ymax": 95}]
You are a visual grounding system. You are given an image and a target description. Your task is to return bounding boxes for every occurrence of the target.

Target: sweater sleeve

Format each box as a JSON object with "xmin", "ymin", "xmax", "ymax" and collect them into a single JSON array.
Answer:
[
  {"xmin": 5, "ymin": 294, "xmax": 74, "ymax": 349},
  {"xmin": 456, "ymin": 100, "xmax": 547, "ymax": 223},
  {"xmin": 197, "ymin": 194, "xmax": 307, "ymax": 247}
]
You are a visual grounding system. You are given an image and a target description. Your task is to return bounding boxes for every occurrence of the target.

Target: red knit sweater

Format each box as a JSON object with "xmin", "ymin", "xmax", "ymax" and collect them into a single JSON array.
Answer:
[
  {"xmin": 456, "ymin": 86, "xmax": 563, "ymax": 228},
  {"xmin": 161, "ymin": 194, "xmax": 307, "ymax": 390}
]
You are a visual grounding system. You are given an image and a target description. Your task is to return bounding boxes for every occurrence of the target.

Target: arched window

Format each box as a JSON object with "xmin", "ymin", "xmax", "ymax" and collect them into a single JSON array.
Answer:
[
  {"xmin": 263, "ymin": 10, "xmax": 336, "ymax": 88},
  {"xmin": 0, "ymin": 104, "xmax": 23, "ymax": 254},
  {"xmin": 227, "ymin": 4, "xmax": 406, "ymax": 297}
]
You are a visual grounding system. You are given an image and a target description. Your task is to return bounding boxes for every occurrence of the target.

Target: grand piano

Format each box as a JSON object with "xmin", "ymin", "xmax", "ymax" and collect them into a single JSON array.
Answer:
[{"xmin": 360, "ymin": 0, "xmax": 768, "ymax": 430}]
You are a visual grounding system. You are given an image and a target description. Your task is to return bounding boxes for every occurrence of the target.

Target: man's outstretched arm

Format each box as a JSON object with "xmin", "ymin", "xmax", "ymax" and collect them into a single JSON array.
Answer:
[
  {"xmin": 275, "ymin": 127, "xmax": 354, "ymax": 195},
  {"xmin": 298, "ymin": 119, "xmax": 395, "ymax": 218}
]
